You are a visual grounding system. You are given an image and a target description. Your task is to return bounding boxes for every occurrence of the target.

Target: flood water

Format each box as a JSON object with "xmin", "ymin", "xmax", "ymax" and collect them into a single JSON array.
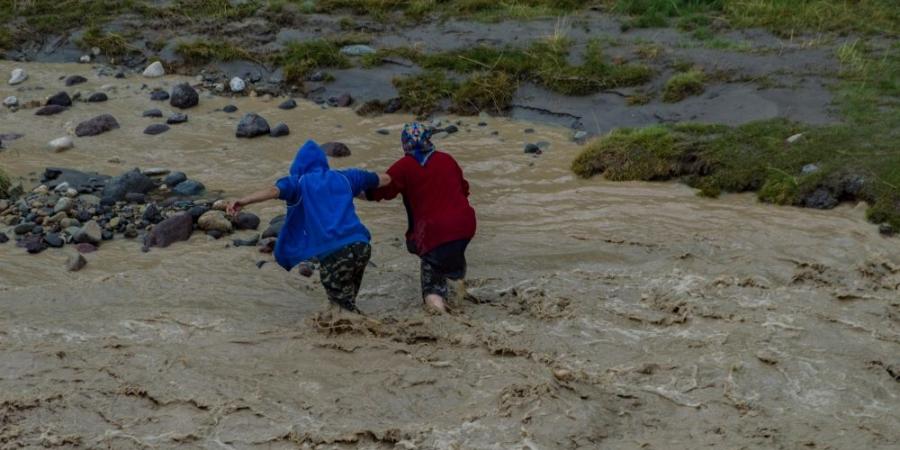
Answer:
[{"xmin": 1, "ymin": 62, "xmax": 899, "ymax": 449}]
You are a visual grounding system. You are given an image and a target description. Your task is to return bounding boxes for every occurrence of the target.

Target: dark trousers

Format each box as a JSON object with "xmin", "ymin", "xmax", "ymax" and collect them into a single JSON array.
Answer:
[
  {"xmin": 318, "ymin": 242, "xmax": 371, "ymax": 312},
  {"xmin": 420, "ymin": 239, "xmax": 469, "ymax": 300}
]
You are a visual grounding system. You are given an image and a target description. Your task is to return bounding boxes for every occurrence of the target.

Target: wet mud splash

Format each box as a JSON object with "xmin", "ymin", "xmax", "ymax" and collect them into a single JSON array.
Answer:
[{"xmin": 1, "ymin": 62, "xmax": 899, "ymax": 449}]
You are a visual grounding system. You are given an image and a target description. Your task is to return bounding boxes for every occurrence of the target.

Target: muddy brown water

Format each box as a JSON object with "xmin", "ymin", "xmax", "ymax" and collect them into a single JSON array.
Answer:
[{"xmin": 1, "ymin": 62, "xmax": 899, "ymax": 449}]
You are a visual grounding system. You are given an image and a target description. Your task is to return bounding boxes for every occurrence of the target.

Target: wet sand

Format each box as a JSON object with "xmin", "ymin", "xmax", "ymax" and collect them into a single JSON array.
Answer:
[{"xmin": 1, "ymin": 62, "xmax": 899, "ymax": 449}]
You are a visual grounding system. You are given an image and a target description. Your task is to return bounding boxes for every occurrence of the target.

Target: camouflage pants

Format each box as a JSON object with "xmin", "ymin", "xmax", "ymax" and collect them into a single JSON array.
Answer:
[{"xmin": 318, "ymin": 242, "xmax": 371, "ymax": 312}]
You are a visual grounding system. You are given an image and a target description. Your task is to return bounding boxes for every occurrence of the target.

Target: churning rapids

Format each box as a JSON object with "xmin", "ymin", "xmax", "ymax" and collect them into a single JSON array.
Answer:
[{"xmin": 1, "ymin": 62, "xmax": 898, "ymax": 449}]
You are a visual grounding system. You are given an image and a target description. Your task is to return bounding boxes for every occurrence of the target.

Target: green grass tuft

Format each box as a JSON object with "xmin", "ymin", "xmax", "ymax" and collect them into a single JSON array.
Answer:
[
  {"xmin": 452, "ymin": 71, "xmax": 517, "ymax": 115},
  {"xmin": 175, "ymin": 40, "xmax": 254, "ymax": 66},
  {"xmin": 0, "ymin": 167, "xmax": 10, "ymax": 199},
  {"xmin": 77, "ymin": 26, "xmax": 133, "ymax": 58},
  {"xmin": 392, "ymin": 71, "xmax": 458, "ymax": 116},
  {"xmin": 279, "ymin": 39, "xmax": 351, "ymax": 85},
  {"xmin": 662, "ymin": 69, "xmax": 705, "ymax": 102}
]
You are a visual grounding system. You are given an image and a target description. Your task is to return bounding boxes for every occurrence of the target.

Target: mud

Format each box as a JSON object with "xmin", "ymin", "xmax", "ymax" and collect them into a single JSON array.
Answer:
[
  {"xmin": 1, "ymin": 62, "xmax": 899, "ymax": 449},
  {"xmin": 3, "ymin": 11, "xmax": 851, "ymax": 135}
]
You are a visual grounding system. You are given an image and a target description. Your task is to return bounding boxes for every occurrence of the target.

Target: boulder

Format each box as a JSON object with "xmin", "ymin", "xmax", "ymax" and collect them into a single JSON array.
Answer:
[
  {"xmin": 75, "ymin": 114, "xmax": 120, "ymax": 137},
  {"xmin": 143, "ymin": 61, "xmax": 165, "ymax": 78},
  {"xmin": 65, "ymin": 75, "xmax": 88, "ymax": 86},
  {"xmin": 235, "ymin": 113, "xmax": 270, "ymax": 138},
  {"xmin": 9, "ymin": 68, "xmax": 27, "ymax": 85},
  {"xmin": 35, "ymin": 105, "xmax": 68, "ymax": 116},
  {"xmin": 49, "ymin": 136, "xmax": 75, "ymax": 152},
  {"xmin": 235, "ymin": 212, "xmax": 260, "ymax": 230},
  {"xmin": 87, "ymin": 92, "xmax": 108, "ymax": 102},
  {"xmin": 172, "ymin": 179, "xmax": 205, "ymax": 196},
  {"xmin": 143, "ymin": 212, "xmax": 193, "ymax": 250},
  {"xmin": 166, "ymin": 112, "xmax": 188, "ymax": 124},
  {"xmin": 170, "ymin": 83, "xmax": 199, "ymax": 109},
  {"xmin": 322, "ymin": 142, "xmax": 351, "ymax": 158},
  {"xmin": 144, "ymin": 124, "xmax": 170, "ymax": 135},
  {"xmin": 269, "ymin": 123, "xmax": 290, "ymax": 137},
  {"xmin": 198, "ymin": 210, "xmax": 233, "ymax": 233},
  {"xmin": 46, "ymin": 92, "xmax": 73, "ymax": 107},
  {"xmin": 101, "ymin": 168, "xmax": 155, "ymax": 203},
  {"xmin": 74, "ymin": 220, "xmax": 102, "ymax": 245}
]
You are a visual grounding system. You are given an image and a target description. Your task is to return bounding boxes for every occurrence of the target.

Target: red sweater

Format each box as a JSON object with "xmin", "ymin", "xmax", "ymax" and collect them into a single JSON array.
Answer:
[{"xmin": 368, "ymin": 152, "xmax": 476, "ymax": 256}]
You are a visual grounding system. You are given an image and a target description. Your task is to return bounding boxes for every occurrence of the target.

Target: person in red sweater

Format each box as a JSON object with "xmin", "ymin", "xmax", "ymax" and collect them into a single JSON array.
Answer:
[{"xmin": 366, "ymin": 122, "xmax": 476, "ymax": 313}]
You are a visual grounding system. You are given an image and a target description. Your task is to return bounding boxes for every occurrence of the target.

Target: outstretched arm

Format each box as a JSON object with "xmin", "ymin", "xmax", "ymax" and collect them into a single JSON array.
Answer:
[{"xmin": 226, "ymin": 186, "xmax": 279, "ymax": 216}]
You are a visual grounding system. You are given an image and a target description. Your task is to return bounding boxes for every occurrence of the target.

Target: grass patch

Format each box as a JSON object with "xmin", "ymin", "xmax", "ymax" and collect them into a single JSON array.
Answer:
[
  {"xmin": 313, "ymin": 0, "xmax": 581, "ymax": 21},
  {"xmin": 175, "ymin": 40, "xmax": 255, "ymax": 66},
  {"xmin": 279, "ymin": 39, "xmax": 351, "ymax": 85},
  {"xmin": 662, "ymin": 69, "xmax": 705, "ymax": 102},
  {"xmin": 0, "ymin": 167, "xmax": 9, "ymax": 199},
  {"xmin": 77, "ymin": 26, "xmax": 133, "ymax": 58},
  {"xmin": 393, "ymin": 70, "xmax": 458, "ymax": 116},
  {"xmin": 452, "ymin": 71, "xmax": 517, "ymax": 115},
  {"xmin": 573, "ymin": 39, "xmax": 900, "ymax": 230},
  {"xmin": 0, "ymin": 27, "xmax": 14, "ymax": 51}
]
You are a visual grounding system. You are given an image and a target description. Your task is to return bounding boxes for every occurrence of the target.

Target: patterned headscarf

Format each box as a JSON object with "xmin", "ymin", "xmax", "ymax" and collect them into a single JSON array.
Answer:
[{"xmin": 401, "ymin": 122, "xmax": 435, "ymax": 166}]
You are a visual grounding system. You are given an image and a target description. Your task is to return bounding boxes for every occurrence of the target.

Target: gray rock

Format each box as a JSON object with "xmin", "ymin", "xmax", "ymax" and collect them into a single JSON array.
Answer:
[
  {"xmin": 66, "ymin": 253, "xmax": 88, "ymax": 271},
  {"xmin": 150, "ymin": 90, "xmax": 169, "ymax": 101},
  {"xmin": 163, "ymin": 171, "xmax": 187, "ymax": 187},
  {"xmin": 235, "ymin": 212, "xmax": 260, "ymax": 230},
  {"xmin": 233, "ymin": 235, "xmax": 260, "ymax": 247},
  {"xmin": 322, "ymin": 142, "xmax": 351, "ymax": 157},
  {"xmin": 44, "ymin": 233, "xmax": 64, "ymax": 248},
  {"xmin": 879, "ymin": 223, "xmax": 894, "ymax": 236},
  {"xmin": 269, "ymin": 123, "xmax": 290, "ymax": 137},
  {"xmin": 167, "ymin": 112, "xmax": 188, "ymax": 124},
  {"xmin": 124, "ymin": 192, "xmax": 146, "ymax": 203},
  {"xmin": 376, "ymin": 128, "xmax": 390, "ymax": 135},
  {"xmin": 101, "ymin": 168, "xmax": 155, "ymax": 203},
  {"xmin": 74, "ymin": 220, "xmax": 102, "ymax": 245},
  {"xmin": 142, "ymin": 168, "xmax": 170, "ymax": 177},
  {"xmin": 223, "ymin": 104, "xmax": 238, "ymax": 113},
  {"xmin": 172, "ymin": 180, "xmax": 205, "ymax": 196},
  {"xmin": 143, "ymin": 212, "xmax": 193, "ymax": 250},
  {"xmin": 4, "ymin": 96, "xmax": 18, "ymax": 107},
  {"xmin": 144, "ymin": 124, "xmax": 170, "ymax": 135},
  {"xmin": 329, "ymin": 93, "xmax": 352, "ymax": 107},
  {"xmin": 198, "ymin": 210, "xmax": 232, "ymax": 233},
  {"xmin": 0, "ymin": 233, "xmax": 7, "ymax": 243},
  {"xmin": 35, "ymin": 105, "xmax": 68, "ymax": 116},
  {"xmin": 170, "ymin": 83, "xmax": 199, "ymax": 109},
  {"xmin": 229, "ymin": 77, "xmax": 246, "ymax": 92},
  {"xmin": 75, "ymin": 114, "xmax": 120, "ymax": 137},
  {"xmin": 801, "ymin": 163, "xmax": 819, "ymax": 175},
  {"xmin": 573, "ymin": 131, "xmax": 589, "ymax": 142},
  {"xmin": 803, "ymin": 188, "xmax": 838, "ymax": 209},
  {"xmin": 87, "ymin": 92, "xmax": 108, "ymax": 102},
  {"xmin": 48, "ymin": 136, "xmax": 75, "ymax": 152},
  {"xmin": 65, "ymin": 75, "xmax": 88, "ymax": 86},
  {"xmin": 14, "ymin": 222, "xmax": 35, "ymax": 235},
  {"xmin": 278, "ymin": 99, "xmax": 297, "ymax": 110},
  {"xmin": 9, "ymin": 68, "xmax": 27, "ymax": 85},
  {"xmin": 524, "ymin": 143, "xmax": 541, "ymax": 154},
  {"xmin": 143, "ymin": 61, "xmax": 165, "ymax": 78},
  {"xmin": 235, "ymin": 113, "xmax": 270, "ymax": 138},
  {"xmin": 46, "ymin": 91, "xmax": 72, "ymax": 107},
  {"xmin": 24, "ymin": 236, "xmax": 47, "ymax": 254},
  {"xmin": 53, "ymin": 197, "xmax": 73, "ymax": 213},
  {"xmin": 142, "ymin": 108, "xmax": 163, "ymax": 118}
]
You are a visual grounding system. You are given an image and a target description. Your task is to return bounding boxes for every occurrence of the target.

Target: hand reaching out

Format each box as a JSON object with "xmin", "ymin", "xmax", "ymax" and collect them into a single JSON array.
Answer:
[{"xmin": 226, "ymin": 200, "xmax": 243, "ymax": 216}]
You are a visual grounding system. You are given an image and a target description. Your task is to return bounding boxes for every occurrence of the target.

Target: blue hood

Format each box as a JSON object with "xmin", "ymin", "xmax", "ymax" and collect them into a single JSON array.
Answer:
[{"xmin": 273, "ymin": 140, "xmax": 371, "ymax": 270}]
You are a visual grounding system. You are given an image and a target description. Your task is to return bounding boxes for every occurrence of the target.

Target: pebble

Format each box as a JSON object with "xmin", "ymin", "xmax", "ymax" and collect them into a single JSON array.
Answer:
[
  {"xmin": 24, "ymin": 236, "xmax": 46, "ymax": 254},
  {"xmin": 74, "ymin": 220, "xmax": 102, "ymax": 245},
  {"xmin": 523, "ymin": 143, "xmax": 541, "ymax": 154},
  {"xmin": 44, "ymin": 233, "xmax": 64, "ymax": 248},
  {"xmin": 79, "ymin": 55, "xmax": 91, "ymax": 63},
  {"xmin": 786, "ymin": 133, "xmax": 803, "ymax": 144},
  {"xmin": 9, "ymin": 68, "xmax": 27, "ymax": 85},
  {"xmin": 75, "ymin": 243, "xmax": 97, "ymax": 253},
  {"xmin": 376, "ymin": 129, "xmax": 390, "ymax": 135},
  {"xmin": 552, "ymin": 368, "xmax": 574, "ymax": 382},
  {"xmin": 65, "ymin": 75, "xmax": 88, "ymax": 87},
  {"xmin": 235, "ymin": 212, "xmax": 260, "ymax": 230},
  {"xmin": 172, "ymin": 179, "xmax": 205, "ymax": 196},
  {"xmin": 322, "ymin": 142, "xmax": 351, "ymax": 157},
  {"xmin": 0, "ymin": 233, "xmax": 8, "ymax": 244},
  {"xmin": 524, "ymin": 128, "xmax": 535, "ymax": 133},
  {"xmin": 278, "ymin": 99, "xmax": 297, "ymax": 110},
  {"xmin": 150, "ymin": 90, "xmax": 170, "ymax": 101},
  {"xmin": 14, "ymin": 222, "xmax": 35, "ymax": 235},
  {"xmin": 269, "ymin": 123, "xmax": 290, "ymax": 137},
  {"xmin": 198, "ymin": 210, "xmax": 233, "ymax": 233},
  {"xmin": 3, "ymin": 96, "xmax": 18, "ymax": 107},
  {"xmin": 229, "ymin": 77, "xmax": 246, "ymax": 92},
  {"xmin": 329, "ymin": 93, "xmax": 352, "ymax": 107},
  {"xmin": 167, "ymin": 113, "xmax": 188, "ymax": 124},
  {"xmin": 75, "ymin": 114, "xmax": 120, "ymax": 137},
  {"xmin": 163, "ymin": 171, "xmax": 187, "ymax": 187},
  {"xmin": 223, "ymin": 104, "xmax": 238, "ymax": 113},
  {"xmin": 142, "ymin": 108, "xmax": 163, "ymax": 118},
  {"xmin": 49, "ymin": 136, "xmax": 75, "ymax": 152},
  {"xmin": 573, "ymin": 131, "xmax": 589, "ymax": 142},
  {"xmin": 878, "ymin": 223, "xmax": 894, "ymax": 236},
  {"xmin": 53, "ymin": 197, "xmax": 73, "ymax": 213},
  {"xmin": 66, "ymin": 253, "xmax": 88, "ymax": 271},
  {"xmin": 233, "ymin": 235, "xmax": 259, "ymax": 247},
  {"xmin": 87, "ymin": 92, "xmax": 108, "ymax": 102},
  {"xmin": 801, "ymin": 163, "xmax": 820, "ymax": 175},
  {"xmin": 143, "ymin": 61, "xmax": 165, "ymax": 78}
]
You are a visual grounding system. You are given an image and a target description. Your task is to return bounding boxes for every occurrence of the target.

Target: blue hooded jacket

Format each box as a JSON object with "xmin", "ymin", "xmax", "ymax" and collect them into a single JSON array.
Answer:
[{"xmin": 273, "ymin": 140, "xmax": 379, "ymax": 270}]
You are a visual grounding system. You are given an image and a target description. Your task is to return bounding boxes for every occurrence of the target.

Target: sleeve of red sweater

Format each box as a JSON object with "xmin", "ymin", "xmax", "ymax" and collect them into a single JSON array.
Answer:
[{"xmin": 366, "ymin": 158, "xmax": 406, "ymax": 201}]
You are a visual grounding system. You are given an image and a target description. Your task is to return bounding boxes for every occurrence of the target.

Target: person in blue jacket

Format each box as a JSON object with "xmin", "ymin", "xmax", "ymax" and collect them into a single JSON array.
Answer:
[{"xmin": 226, "ymin": 140, "xmax": 390, "ymax": 313}]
